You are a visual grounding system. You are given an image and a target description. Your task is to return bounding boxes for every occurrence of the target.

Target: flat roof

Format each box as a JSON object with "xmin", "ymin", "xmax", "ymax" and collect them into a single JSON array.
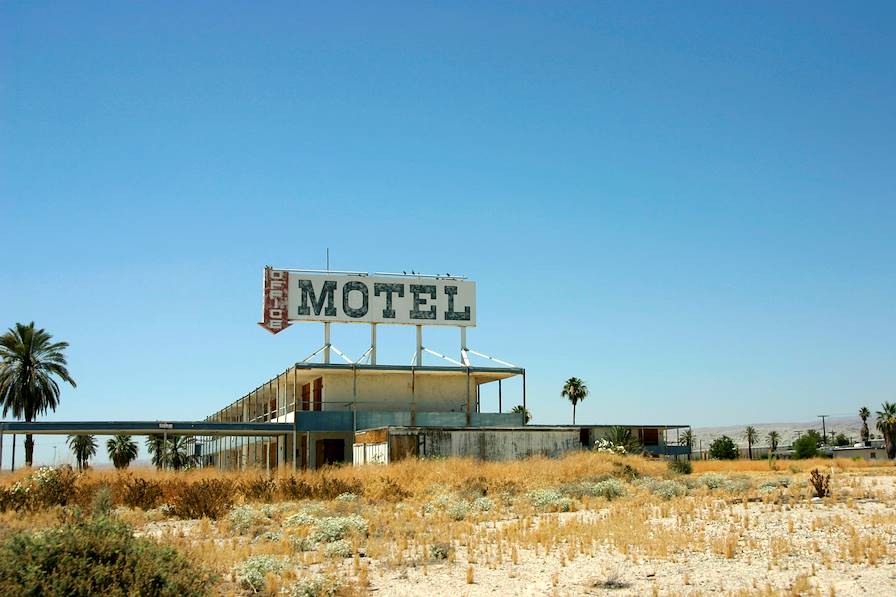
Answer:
[
  {"xmin": 358, "ymin": 423, "xmax": 691, "ymax": 433},
  {"xmin": 0, "ymin": 421, "xmax": 294, "ymax": 437}
]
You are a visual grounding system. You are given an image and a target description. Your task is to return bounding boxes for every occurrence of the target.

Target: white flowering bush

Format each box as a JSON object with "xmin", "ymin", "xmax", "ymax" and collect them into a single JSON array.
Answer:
[
  {"xmin": 322, "ymin": 539, "xmax": 353, "ymax": 558},
  {"xmin": 308, "ymin": 515, "xmax": 368, "ymax": 543},
  {"xmin": 527, "ymin": 488, "xmax": 573, "ymax": 512},
  {"xmin": 472, "ymin": 496, "xmax": 494, "ymax": 512},
  {"xmin": 227, "ymin": 505, "xmax": 268, "ymax": 534},
  {"xmin": 594, "ymin": 439, "xmax": 627, "ymax": 455},
  {"xmin": 650, "ymin": 480, "xmax": 687, "ymax": 500},
  {"xmin": 234, "ymin": 555, "xmax": 286, "ymax": 592},
  {"xmin": 334, "ymin": 492, "xmax": 357, "ymax": 502},
  {"xmin": 590, "ymin": 478, "xmax": 628, "ymax": 500},
  {"xmin": 287, "ymin": 574, "xmax": 340, "ymax": 597}
]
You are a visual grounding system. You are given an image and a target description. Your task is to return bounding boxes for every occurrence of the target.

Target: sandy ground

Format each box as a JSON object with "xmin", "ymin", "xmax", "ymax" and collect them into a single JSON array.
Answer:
[{"xmin": 358, "ymin": 478, "xmax": 896, "ymax": 596}]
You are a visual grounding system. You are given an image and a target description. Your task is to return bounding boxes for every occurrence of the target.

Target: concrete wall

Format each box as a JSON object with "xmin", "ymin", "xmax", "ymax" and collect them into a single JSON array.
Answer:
[
  {"xmin": 393, "ymin": 428, "xmax": 584, "ymax": 461},
  {"xmin": 833, "ymin": 447, "xmax": 887, "ymax": 460}
]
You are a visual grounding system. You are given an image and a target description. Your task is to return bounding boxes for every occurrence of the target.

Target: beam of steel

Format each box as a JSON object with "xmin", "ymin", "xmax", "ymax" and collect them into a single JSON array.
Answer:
[{"xmin": 0, "ymin": 421, "xmax": 295, "ymax": 437}]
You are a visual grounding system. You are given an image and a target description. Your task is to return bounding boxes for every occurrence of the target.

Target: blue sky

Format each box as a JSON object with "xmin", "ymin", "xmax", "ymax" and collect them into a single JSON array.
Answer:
[{"xmin": 2, "ymin": 2, "xmax": 894, "ymax": 466}]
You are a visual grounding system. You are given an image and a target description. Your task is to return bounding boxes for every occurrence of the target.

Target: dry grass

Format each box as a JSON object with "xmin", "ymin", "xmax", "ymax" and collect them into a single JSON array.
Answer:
[{"xmin": 1, "ymin": 453, "xmax": 894, "ymax": 596}]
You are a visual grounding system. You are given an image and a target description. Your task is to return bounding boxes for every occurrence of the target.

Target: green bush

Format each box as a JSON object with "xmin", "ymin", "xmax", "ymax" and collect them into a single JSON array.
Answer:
[
  {"xmin": 173, "ymin": 479, "xmax": 234, "ymax": 519},
  {"xmin": 0, "ymin": 515, "xmax": 215, "ymax": 596},
  {"xmin": 708, "ymin": 436, "xmax": 738, "ymax": 460},
  {"xmin": 308, "ymin": 515, "xmax": 368, "ymax": 543},
  {"xmin": 527, "ymin": 488, "xmax": 573, "ymax": 512},
  {"xmin": 793, "ymin": 431, "xmax": 823, "ymax": 459},
  {"xmin": 668, "ymin": 460, "xmax": 692, "ymax": 475}
]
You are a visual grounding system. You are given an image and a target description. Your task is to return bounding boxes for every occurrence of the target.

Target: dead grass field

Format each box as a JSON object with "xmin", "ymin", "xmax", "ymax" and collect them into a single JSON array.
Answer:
[{"xmin": 2, "ymin": 453, "xmax": 895, "ymax": 596}]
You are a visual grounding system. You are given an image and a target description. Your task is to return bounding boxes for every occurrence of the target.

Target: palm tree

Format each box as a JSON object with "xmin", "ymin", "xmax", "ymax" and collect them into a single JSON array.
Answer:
[
  {"xmin": 859, "ymin": 407, "xmax": 870, "ymax": 446},
  {"xmin": 875, "ymin": 402, "xmax": 896, "ymax": 459},
  {"xmin": 679, "ymin": 429, "xmax": 693, "ymax": 460},
  {"xmin": 0, "ymin": 322, "xmax": 76, "ymax": 466},
  {"xmin": 561, "ymin": 377, "xmax": 588, "ymax": 425},
  {"xmin": 511, "ymin": 405, "xmax": 532, "ymax": 424},
  {"xmin": 146, "ymin": 434, "xmax": 167, "ymax": 469},
  {"xmin": 164, "ymin": 436, "xmax": 197, "ymax": 470},
  {"xmin": 767, "ymin": 430, "xmax": 780, "ymax": 454},
  {"xmin": 107, "ymin": 435, "xmax": 138, "ymax": 470},
  {"xmin": 743, "ymin": 426, "xmax": 759, "ymax": 460},
  {"xmin": 67, "ymin": 434, "xmax": 98, "ymax": 471}
]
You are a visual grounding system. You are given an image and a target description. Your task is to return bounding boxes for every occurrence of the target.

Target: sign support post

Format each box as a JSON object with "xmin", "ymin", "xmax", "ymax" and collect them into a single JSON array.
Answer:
[
  {"xmin": 370, "ymin": 324, "xmax": 377, "ymax": 365},
  {"xmin": 323, "ymin": 323, "xmax": 331, "ymax": 364},
  {"xmin": 415, "ymin": 325, "xmax": 423, "ymax": 366}
]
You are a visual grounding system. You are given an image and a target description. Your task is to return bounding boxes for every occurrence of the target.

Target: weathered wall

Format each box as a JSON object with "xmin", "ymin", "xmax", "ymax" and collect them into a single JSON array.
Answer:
[
  {"xmin": 321, "ymin": 371, "xmax": 473, "ymax": 412},
  {"xmin": 392, "ymin": 428, "xmax": 583, "ymax": 461}
]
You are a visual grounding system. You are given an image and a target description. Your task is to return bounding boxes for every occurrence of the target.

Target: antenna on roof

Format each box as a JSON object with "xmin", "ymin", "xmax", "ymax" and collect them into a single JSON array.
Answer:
[{"xmin": 326, "ymin": 248, "xmax": 330, "ymax": 271}]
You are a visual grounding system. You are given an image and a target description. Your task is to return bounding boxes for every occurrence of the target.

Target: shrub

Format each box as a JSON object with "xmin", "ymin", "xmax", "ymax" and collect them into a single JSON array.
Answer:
[
  {"xmin": 698, "ymin": 473, "xmax": 728, "ymax": 490},
  {"xmin": 472, "ymin": 496, "xmax": 494, "ymax": 512},
  {"xmin": 650, "ymin": 480, "xmax": 687, "ymax": 500},
  {"xmin": 121, "ymin": 478, "xmax": 164, "ymax": 510},
  {"xmin": 228, "ymin": 505, "xmax": 268, "ymax": 534},
  {"xmin": 708, "ymin": 436, "xmax": 738, "ymax": 460},
  {"xmin": 278, "ymin": 476, "xmax": 313, "ymax": 500},
  {"xmin": 362, "ymin": 476, "xmax": 410, "ymax": 501},
  {"xmin": 429, "ymin": 542, "xmax": 451, "ymax": 560},
  {"xmin": 590, "ymin": 478, "xmax": 628, "ymax": 500},
  {"xmin": 323, "ymin": 539, "xmax": 352, "ymax": 558},
  {"xmin": 241, "ymin": 476, "xmax": 276, "ymax": 502},
  {"xmin": 334, "ymin": 492, "xmax": 358, "ymax": 502},
  {"xmin": 611, "ymin": 462, "xmax": 641, "ymax": 481},
  {"xmin": 0, "ymin": 515, "xmax": 215, "ymax": 596},
  {"xmin": 527, "ymin": 488, "xmax": 573, "ymax": 512},
  {"xmin": 2, "ymin": 466, "xmax": 80, "ymax": 511},
  {"xmin": 172, "ymin": 479, "xmax": 234, "ymax": 520},
  {"xmin": 668, "ymin": 460, "xmax": 692, "ymax": 475},
  {"xmin": 308, "ymin": 515, "xmax": 368, "ymax": 543},
  {"xmin": 287, "ymin": 574, "xmax": 340, "ymax": 597},
  {"xmin": 234, "ymin": 554, "xmax": 286, "ymax": 592},
  {"xmin": 809, "ymin": 469, "xmax": 830, "ymax": 498},
  {"xmin": 91, "ymin": 485, "xmax": 114, "ymax": 516},
  {"xmin": 445, "ymin": 499, "xmax": 471, "ymax": 521}
]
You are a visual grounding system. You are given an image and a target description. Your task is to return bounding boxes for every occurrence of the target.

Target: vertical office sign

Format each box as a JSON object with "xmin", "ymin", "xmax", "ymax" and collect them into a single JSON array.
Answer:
[{"xmin": 259, "ymin": 267, "xmax": 290, "ymax": 334}]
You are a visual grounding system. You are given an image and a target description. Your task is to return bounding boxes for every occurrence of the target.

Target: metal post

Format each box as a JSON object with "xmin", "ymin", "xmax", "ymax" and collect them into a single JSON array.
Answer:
[
  {"xmin": 0, "ymin": 428, "xmax": 3, "ymax": 471},
  {"xmin": 10, "ymin": 434, "xmax": 15, "ymax": 471},
  {"xmin": 323, "ymin": 322, "xmax": 331, "ymax": 364},
  {"xmin": 370, "ymin": 323, "xmax": 377, "ymax": 365},
  {"xmin": 498, "ymin": 379, "xmax": 502, "ymax": 413},
  {"xmin": 465, "ymin": 368, "xmax": 471, "ymax": 426},
  {"xmin": 416, "ymin": 325, "xmax": 423, "ymax": 366},
  {"xmin": 460, "ymin": 326, "xmax": 467, "ymax": 362},
  {"xmin": 522, "ymin": 370, "xmax": 527, "ymax": 424},
  {"xmin": 411, "ymin": 367, "xmax": 416, "ymax": 426}
]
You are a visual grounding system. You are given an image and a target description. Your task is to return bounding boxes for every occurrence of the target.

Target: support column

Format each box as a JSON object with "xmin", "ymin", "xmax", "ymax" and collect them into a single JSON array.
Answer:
[
  {"xmin": 323, "ymin": 322, "xmax": 331, "ymax": 364},
  {"xmin": 465, "ymin": 368, "xmax": 471, "ymax": 426},
  {"xmin": 522, "ymin": 370, "xmax": 527, "ymax": 425},
  {"xmin": 415, "ymin": 325, "xmax": 423, "ymax": 366},
  {"xmin": 370, "ymin": 323, "xmax": 377, "ymax": 365},
  {"xmin": 498, "ymin": 379, "xmax": 502, "ymax": 413},
  {"xmin": 460, "ymin": 326, "xmax": 467, "ymax": 363}
]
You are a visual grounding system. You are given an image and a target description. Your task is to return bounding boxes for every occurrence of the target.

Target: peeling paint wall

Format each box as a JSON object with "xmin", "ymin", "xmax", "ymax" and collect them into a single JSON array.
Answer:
[{"xmin": 389, "ymin": 429, "xmax": 583, "ymax": 462}]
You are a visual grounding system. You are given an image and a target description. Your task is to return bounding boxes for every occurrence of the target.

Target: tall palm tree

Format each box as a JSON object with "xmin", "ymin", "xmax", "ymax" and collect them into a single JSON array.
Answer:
[
  {"xmin": 164, "ymin": 436, "xmax": 197, "ymax": 470},
  {"xmin": 511, "ymin": 405, "xmax": 532, "ymax": 424},
  {"xmin": 107, "ymin": 435, "xmax": 139, "ymax": 470},
  {"xmin": 0, "ymin": 322, "xmax": 76, "ymax": 466},
  {"xmin": 767, "ymin": 430, "xmax": 780, "ymax": 454},
  {"xmin": 67, "ymin": 434, "xmax": 98, "ymax": 471},
  {"xmin": 743, "ymin": 426, "xmax": 759, "ymax": 459},
  {"xmin": 561, "ymin": 377, "xmax": 588, "ymax": 425},
  {"xmin": 875, "ymin": 402, "xmax": 896, "ymax": 459},
  {"xmin": 146, "ymin": 434, "xmax": 167, "ymax": 469},
  {"xmin": 859, "ymin": 407, "xmax": 871, "ymax": 446},
  {"xmin": 679, "ymin": 429, "xmax": 694, "ymax": 460}
]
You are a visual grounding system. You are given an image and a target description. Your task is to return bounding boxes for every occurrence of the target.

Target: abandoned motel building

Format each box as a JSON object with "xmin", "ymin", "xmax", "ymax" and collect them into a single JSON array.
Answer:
[
  {"xmin": 193, "ymin": 360, "xmax": 690, "ymax": 470},
  {"xmin": 3, "ymin": 269, "xmax": 691, "ymax": 470}
]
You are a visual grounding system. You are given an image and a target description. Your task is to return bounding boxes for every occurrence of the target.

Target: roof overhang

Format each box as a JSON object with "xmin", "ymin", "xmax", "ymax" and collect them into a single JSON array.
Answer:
[{"xmin": 0, "ymin": 421, "xmax": 293, "ymax": 437}]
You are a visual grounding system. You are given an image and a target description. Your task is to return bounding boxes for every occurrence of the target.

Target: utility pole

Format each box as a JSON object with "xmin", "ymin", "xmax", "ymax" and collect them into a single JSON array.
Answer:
[{"xmin": 818, "ymin": 415, "xmax": 829, "ymax": 445}]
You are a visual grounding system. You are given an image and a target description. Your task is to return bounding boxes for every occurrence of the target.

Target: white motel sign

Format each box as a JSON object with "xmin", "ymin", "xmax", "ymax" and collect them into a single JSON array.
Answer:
[{"xmin": 260, "ymin": 268, "xmax": 476, "ymax": 334}]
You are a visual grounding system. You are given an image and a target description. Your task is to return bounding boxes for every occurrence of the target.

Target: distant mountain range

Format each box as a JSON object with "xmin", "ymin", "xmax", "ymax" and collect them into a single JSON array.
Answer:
[{"xmin": 690, "ymin": 416, "xmax": 873, "ymax": 449}]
